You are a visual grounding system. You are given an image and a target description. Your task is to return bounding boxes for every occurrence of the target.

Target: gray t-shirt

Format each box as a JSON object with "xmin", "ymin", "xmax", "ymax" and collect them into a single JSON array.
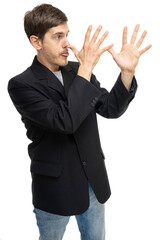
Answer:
[{"xmin": 53, "ymin": 70, "xmax": 64, "ymax": 86}]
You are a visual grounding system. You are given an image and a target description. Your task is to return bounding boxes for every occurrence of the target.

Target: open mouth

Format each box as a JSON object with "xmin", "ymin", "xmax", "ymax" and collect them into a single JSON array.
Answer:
[{"xmin": 61, "ymin": 51, "xmax": 69, "ymax": 58}]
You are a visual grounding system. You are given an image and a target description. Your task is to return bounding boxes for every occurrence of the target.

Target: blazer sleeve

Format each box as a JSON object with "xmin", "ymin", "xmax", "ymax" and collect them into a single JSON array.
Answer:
[
  {"xmin": 90, "ymin": 73, "xmax": 138, "ymax": 118},
  {"xmin": 8, "ymin": 74, "xmax": 105, "ymax": 134}
]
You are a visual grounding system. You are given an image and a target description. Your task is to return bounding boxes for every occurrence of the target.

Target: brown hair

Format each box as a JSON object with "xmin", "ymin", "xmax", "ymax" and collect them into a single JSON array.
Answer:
[{"xmin": 24, "ymin": 4, "xmax": 68, "ymax": 41}]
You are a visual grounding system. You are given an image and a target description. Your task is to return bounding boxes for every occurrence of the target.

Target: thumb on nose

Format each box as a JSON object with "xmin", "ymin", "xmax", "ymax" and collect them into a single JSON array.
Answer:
[{"xmin": 68, "ymin": 44, "xmax": 79, "ymax": 56}]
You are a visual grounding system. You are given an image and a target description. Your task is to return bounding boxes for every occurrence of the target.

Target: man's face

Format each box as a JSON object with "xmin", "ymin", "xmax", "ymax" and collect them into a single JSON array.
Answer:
[{"xmin": 38, "ymin": 23, "xmax": 70, "ymax": 71}]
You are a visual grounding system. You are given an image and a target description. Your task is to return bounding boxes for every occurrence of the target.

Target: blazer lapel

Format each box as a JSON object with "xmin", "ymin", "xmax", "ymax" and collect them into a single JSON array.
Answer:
[
  {"xmin": 30, "ymin": 56, "xmax": 76, "ymax": 100},
  {"xmin": 30, "ymin": 56, "xmax": 68, "ymax": 100},
  {"xmin": 47, "ymin": 74, "xmax": 66, "ymax": 99},
  {"xmin": 61, "ymin": 65, "xmax": 76, "ymax": 97}
]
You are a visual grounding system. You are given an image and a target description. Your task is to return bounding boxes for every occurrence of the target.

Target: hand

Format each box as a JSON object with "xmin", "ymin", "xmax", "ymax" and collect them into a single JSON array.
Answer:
[
  {"xmin": 68, "ymin": 25, "xmax": 113, "ymax": 81},
  {"xmin": 108, "ymin": 24, "xmax": 152, "ymax": 73}
]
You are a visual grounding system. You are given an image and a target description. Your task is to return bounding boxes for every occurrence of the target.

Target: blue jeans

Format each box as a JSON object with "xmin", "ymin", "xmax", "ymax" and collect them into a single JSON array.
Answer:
[{"xmin": 33, "ymin": 182, "xmax": 105, "ymax": 240}]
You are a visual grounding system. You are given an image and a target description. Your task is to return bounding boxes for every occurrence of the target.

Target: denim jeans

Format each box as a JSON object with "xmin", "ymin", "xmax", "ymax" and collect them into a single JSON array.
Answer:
[{"xmin": 33, "ymin": 182, "xmax": 105, "ymax": 240}]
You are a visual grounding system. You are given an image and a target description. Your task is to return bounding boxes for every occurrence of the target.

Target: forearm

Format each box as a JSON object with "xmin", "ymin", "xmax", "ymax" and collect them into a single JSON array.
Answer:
[
  {"xmin": 121, "ymin": 70, "xmax": 135, "ymax": 91},
  {"xmin": 8, "ymin": 74, "xmax": 104, "ymax": 134},
  {"xmin": 94, "ymin": 73, "xmax": 138, "ymax": 118}
]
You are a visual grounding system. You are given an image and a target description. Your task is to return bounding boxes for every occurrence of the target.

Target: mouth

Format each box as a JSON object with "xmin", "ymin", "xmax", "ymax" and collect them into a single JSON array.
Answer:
[{"xmin": 61, "ymin": 51, "xmax": 69, "ymax": 58}]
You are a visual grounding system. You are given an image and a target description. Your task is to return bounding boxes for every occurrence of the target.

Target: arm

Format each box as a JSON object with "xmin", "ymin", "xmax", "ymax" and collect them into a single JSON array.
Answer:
[
  {"xmin": 8, "ymin": 74, "xmax": 104, "ymax": 134},
  {"xmin": 108, "ymin": 24, "xmax": 152, "ymax": 91},
  {"xmin": 69, "ymin": 24, "xmax": 150, "ymax": 118},
  {"xmin": 90, "ymin": 73, "xmax": 137, "ymax": 118}
]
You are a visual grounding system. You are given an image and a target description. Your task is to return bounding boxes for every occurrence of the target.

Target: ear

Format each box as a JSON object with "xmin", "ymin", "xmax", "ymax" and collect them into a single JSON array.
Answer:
[{"xmin": 30, "ymin": 35, "xmax": 42, "ymax": 50}]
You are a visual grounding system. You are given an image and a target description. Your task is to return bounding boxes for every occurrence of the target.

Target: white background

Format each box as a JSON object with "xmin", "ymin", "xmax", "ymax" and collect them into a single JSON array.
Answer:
[{"xmin": 0, "ymin": 0, "xmax": 160, "ymax": 239}]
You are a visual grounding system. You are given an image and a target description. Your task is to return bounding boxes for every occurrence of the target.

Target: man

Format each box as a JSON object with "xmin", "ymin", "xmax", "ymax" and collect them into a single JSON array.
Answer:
[{"xmin": 7, "ymin": 3, "xmax": 151, "ymax": 240}]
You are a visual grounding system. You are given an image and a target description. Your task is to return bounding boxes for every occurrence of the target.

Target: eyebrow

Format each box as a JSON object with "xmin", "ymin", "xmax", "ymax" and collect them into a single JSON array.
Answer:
[{"xmin": 52, "ymin": 30, "xmax": 70, "ymax": 36}]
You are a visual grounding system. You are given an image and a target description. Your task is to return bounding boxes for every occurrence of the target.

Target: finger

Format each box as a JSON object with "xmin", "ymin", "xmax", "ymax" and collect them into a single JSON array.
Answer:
[
  {"xmin": 122, "ymin": 26, "xmax": 128, "ymax": 46},
  {"xmin": 100, "ymin": 44, "xmax": 114, "ymax": 54},
  {"xmin": 68, "ymin": 44, "xmax": 79, "ymax": 56},
  {"xmin": 83, "ymin": 25, "xmax": 92, "ymax": 46},
  {"xmin": 107, "ymin": 47, "xmax": 117, "ymax": 59},
  {"xmin": 90, "ymin": 25, "xmax": 103, "ymax": 45},
  {"xmin": 139, "ymin": 44, "xmax": 152, "ymax": 56},
  {"xmin": 136, "ymin": 30, "xmax": 147, "ymax": 48},
  {"xmin": 130, "ymin": 24, "xmax": 140, "ymax": 44},
  {"xmin": 96, "ymin": 31, "xmax": 109, "ymax": 48}
]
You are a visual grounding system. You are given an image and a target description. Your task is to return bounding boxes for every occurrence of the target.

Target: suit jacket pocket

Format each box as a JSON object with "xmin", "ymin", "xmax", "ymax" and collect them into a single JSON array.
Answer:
[{"xmin": 30, "ymin": 161, "xmax": 62, "ymax": 177}]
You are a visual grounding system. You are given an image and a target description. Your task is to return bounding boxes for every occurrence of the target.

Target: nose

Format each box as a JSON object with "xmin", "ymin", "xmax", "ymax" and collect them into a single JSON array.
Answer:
[{"xmin": 63, "ymin": 37, "xmax": 70, "ymax": 48}]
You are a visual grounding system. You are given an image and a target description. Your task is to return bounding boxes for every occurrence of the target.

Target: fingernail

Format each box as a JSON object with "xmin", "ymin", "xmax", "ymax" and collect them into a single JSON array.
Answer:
[{"xmin": 98, "ymin": 25, "xmax": 102, "ymax": 29}]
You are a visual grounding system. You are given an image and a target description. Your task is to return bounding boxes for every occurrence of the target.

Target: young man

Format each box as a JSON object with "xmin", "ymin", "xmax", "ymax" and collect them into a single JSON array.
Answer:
[{"xmin": 8, "ymin": 3, "xmax": 151, "ymax": 240}]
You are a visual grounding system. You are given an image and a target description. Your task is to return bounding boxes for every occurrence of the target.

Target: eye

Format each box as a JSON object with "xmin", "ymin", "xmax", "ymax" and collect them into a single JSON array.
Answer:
[{"xmin": 55, "ymin": 35, "xmax": 61, "ymax": 40}]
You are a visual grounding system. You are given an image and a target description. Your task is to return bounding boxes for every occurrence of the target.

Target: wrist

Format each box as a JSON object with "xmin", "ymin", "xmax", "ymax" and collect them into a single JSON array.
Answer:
[
  {"xmin": 121, "ymin": 69, "xmax": 135, "ymax": 91},
  {"xmin": 121, "ymin": 68, "xmax": 135, "ymax": 75},
  {"xmin": 77, "ymin": 64, "xmax": 92, "ymax": 81}
]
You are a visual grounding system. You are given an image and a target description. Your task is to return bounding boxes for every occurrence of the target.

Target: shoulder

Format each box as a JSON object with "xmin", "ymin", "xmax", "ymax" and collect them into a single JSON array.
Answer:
[{"xmin": 8, "ymin": 67, "xmax": 34, "ymax": 90}]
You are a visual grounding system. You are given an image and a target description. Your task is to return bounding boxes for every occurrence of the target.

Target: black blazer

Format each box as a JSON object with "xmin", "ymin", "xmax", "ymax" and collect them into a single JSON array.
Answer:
[{"xmin": 8, "ymin": 56, "xmax": 137, "ymax": 216}]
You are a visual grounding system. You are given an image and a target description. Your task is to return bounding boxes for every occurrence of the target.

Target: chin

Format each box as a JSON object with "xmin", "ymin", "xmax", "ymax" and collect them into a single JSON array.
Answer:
[{"xmin": 60, "ymin": 59, "xmax": 68, "ymax": 67}]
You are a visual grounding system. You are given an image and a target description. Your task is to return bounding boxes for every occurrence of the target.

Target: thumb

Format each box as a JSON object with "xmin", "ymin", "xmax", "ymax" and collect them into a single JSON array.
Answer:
[
  {"xmin": 107, "ymin": 47, "xmax": 117, "ymax": 59},
  {"xmin": 68, "ymin": 44, "xmax": 79, "ymax": 57}
]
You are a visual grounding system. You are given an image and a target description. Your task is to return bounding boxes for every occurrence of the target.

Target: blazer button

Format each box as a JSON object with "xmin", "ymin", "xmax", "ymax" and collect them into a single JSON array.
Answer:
[
  {"xmin": 94, "ymin": 97, "xmax": 98, "ymax": 101},
  {"xmin": 91, "ymin": 102, "xmax": 95, "ymax": 107},
  {"xmin": 82, "ymin": 161, "xmax": 87, "ymax": 166}
]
